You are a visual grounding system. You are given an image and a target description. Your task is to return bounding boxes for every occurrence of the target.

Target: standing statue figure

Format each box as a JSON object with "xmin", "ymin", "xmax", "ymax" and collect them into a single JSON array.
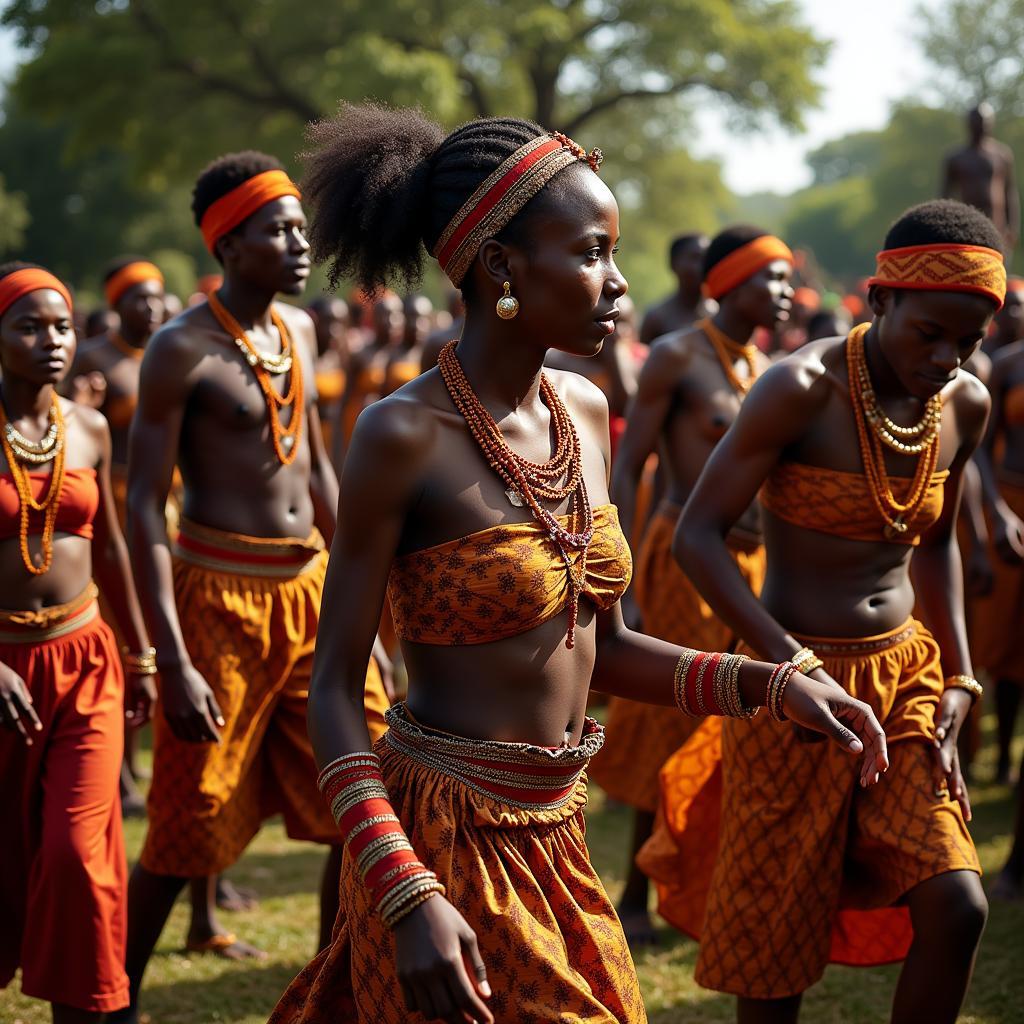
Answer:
[{"xmin": 942, "ymin": 102, "xmax": 1019, "ymax": 254}]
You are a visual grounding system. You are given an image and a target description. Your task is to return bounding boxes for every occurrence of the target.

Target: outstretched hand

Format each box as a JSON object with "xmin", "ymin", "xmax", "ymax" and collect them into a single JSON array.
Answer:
[
  {"xmin": 393, "ymin": 894, "xmax": 493, "ymax": 1024},
  {"xmin": 781, "ymin": 670, "xmax": 889, "ymax": 787}
]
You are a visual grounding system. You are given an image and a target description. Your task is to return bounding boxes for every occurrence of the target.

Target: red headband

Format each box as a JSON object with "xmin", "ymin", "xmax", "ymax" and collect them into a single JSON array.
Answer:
[
  {"xmin": 868, "ymin": 243, "xmax": 1007, "ymax": 310},
  {"xmin": 199, "ymin": 169, "xmax": 302, "ymax": 254},
  {"xmin": 0, "ymin": 268, "xmax": 73, "ymax": 320},
  {"xmin": 432, "ymin": 132, "xmax": 603, "ymax": 286},
  {"xmin": 703, "ymin": 235, "xmax": 794, "ymax": 300},
  {"xmin": 105, "ymin": 261, "xmax": 164, "ymax": 308}
]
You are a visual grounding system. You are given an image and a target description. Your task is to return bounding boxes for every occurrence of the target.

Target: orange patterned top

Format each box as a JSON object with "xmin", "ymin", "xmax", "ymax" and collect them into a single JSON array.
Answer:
[
  {"xmin": 760, "ymin": 462, "xmax": 949, "ymax": 545},
  {"xmin": 387, "ymin": 503, "xmax": 632, "ymax": 645}
]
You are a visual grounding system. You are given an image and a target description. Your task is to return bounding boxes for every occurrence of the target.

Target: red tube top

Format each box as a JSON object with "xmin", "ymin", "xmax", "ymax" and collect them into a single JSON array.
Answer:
[{"xmin": 0, "ymin": 467, "xmax": 99, "ymax": 541}]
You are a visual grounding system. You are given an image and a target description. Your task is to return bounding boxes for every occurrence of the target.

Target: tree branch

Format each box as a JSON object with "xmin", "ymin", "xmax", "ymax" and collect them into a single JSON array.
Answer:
[
  {"xmin": 562, "ymin": 77, "xmax": 708, "ymax": 133},
  {"xmin": 457, "ymin": 68, "xmax": 492, "ymax": 117}
]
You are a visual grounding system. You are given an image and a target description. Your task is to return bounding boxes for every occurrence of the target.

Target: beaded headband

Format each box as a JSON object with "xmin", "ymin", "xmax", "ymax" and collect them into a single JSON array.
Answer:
[
  {"xmin": 432, "ymin": 131, "xmax": 604, "ymax": 287},
  {"xmin": 199, "ymin": 169, "xmax": 302, "ymax": 254},
  {"xmin": 868, "ymin": 243, "xmax": 1007, "ymax": 310},
  {"xmin": 104, "ymin": 261, "xmax": 164, "ymax": 308},
  {"xmin": 0, "ymin": 268, "xmax": 73, "ymax": 320},
  {"xmin": 703, "ymin": 235, "xmax": 794, "ymax": 300}
]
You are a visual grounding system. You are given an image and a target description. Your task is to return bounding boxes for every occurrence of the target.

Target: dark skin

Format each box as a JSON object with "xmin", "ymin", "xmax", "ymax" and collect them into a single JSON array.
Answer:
[
  {"xmin": 0, "ymin": 289, "xmax": 154, "ymax": 1024},
  {"xmin": 110, "ymin": 197, "xmax": 342, "ymax": 1023},
  {"xmin": 974, "ymin": 329, "xmax": 1024, "ymax": 784},
  {"xmin": 68, "ymin": 279, "xmax": 166, "ymax": 464},
  {"xmin": 310, "ymin": 163, "xmax": 887, "ymax": 1024},
  {"xmin": 639, "ymin": 235, "xmax": 711, "ymax": 345},
  {"xmin": 678, "ymin": 286, "xmax": 995, "ymax": 1023},
  {"xmin": 942, "ymin": 106, "xmax": 1019, "ymax": 251},
  {"xmin": 603, "ymin": 255, "xmax": 789, "ymax": 944}
]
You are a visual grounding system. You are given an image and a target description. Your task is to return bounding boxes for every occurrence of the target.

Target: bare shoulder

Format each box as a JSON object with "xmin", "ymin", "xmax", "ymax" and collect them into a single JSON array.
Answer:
[
  {"xmin": 949, "ymin": 366, "xmax": 991, "ymax": 419},
  {"xmin": 347, "ymin": 379, "xmax": 442, "ymax": 474},
  {"xmin": 59, "ymin": 395, "xmax": 109, "ymax": 445},
  {"xmin": 546, "ymin": 364, "xmax": 609, "ymax": 420},
  {"xmin": 746, "ymin": 336, "xmax": 841, "ymax": 411},
  {"xmin": 274, "ymin": 301, "xmax": 317, "ymax": 357}
]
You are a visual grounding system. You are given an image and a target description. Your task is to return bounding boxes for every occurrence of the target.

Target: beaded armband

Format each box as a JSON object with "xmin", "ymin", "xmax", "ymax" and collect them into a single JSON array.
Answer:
[
  {"xmin": 317, "ymin": 752, "xmax": 445, "ymax": 928},
  {"xmin": 673, "ymin": 649, "xmax": 756, "ymax": 719},
  {"xmin": 944, "ymin": 674, "xmax": 984, "ymax": 702},
  {"xmin": 791, "ymin": 646, "xmax": 823, "ymax": 675}
]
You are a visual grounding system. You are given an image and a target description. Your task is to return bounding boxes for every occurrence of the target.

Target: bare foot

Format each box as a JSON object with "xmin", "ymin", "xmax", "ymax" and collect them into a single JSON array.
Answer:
[
  {"xmin": 618, "ymin": 908, "xmax": 659, "ymax": 948},
  {"xmin": 185, "ymin": 931, "xmax": 268, "ymax": 961},
  {"xmin": 216, "ymin": 877, "xmax": 260, "ymax": 912},
  {"xmin": 990, "ymin": 870, "xmax": 1022, "ymax": 902}
]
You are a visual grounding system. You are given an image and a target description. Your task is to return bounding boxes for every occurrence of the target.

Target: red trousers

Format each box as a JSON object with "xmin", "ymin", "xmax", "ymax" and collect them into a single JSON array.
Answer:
[{"xmin": 0, "ymin": 592, "xmax": 129, "ymax": 1013}]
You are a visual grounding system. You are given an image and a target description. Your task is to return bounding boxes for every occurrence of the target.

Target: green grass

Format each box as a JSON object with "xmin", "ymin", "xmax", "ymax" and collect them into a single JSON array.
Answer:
[{"xmin": 4, "ymin": 717, "xmax": 1022, "ymax": 1024}]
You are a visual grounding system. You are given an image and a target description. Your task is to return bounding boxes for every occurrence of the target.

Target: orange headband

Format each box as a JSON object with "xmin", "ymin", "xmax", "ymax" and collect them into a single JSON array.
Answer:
[
  {"xmin": 703, "ymin": 235, "xmax": 794, "ymax": 300},
  {"xmin": 105, "ymin": 261, "xmax": 164, "ymax": 308},
  {"xmin": 0, "ymin": 268, "xmax": 73, "ymax": 321},
  {"xmin": 868, "ymin": 243, "xmax": 1006, "ymax": 310},
  {"xmin": 199, "ymin": 169, "xmax": 302, "ymax": 254},
  {"xmin": 433, "ymin": 132, "xmax": 603, "ymax": 286}
]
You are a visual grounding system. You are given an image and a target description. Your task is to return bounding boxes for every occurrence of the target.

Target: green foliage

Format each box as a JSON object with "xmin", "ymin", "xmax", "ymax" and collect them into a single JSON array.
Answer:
[
  {"xmin": 785, "ymin": 176, "xmax": 874, "ymax": 279},
  {"xmin": 917, "ymin": 0, "xmax": 1024, "ymax": 116},
  {"xmin": 0, "ymin": 173, "xmax": 30, "ymax": 255}
]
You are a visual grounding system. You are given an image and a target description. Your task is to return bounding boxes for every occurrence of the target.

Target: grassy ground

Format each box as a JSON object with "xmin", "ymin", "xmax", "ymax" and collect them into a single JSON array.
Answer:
[{"xmin": 4, "ymin": 715, "xmax": 1022, "ymax": 1024}]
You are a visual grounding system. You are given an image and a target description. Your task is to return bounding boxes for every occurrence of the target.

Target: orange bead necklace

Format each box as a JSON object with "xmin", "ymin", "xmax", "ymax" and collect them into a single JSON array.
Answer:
[
  {"xmin": 438, "ymin": 341, "xmax": 593, "ymax": 648},
  {"xmin": 698, "ymin": 318, "xmax": 759, "ymax": 394},
  {"xmin": 847, "ymin": 323, "xmax": 942, "ymax": 540},
  {"xmin": 108, "ymin": 332, "xmax": 146, "ymax": 361},
  {"xmin": 0, "ymin": 392, "xmax": 67, "ymax": 575},
  {"xmin": 207, "ymin": 291, "xmax": 303, "ymax": 465}
]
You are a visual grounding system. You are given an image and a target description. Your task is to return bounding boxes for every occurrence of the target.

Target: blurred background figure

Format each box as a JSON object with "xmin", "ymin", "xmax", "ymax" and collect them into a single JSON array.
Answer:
[
  {"xmin": 640, "ymin": 233, "xmax": 712, "ymax": 345},
  {"xmin": 308, "ymin": 294, "xmax": 352, "ymax": 454}
]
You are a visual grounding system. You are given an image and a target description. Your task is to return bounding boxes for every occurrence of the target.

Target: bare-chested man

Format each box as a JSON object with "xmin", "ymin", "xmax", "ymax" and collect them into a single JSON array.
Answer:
[
  {"xmin": 639, "ymin": 232, "xmax": 712, "ymax": 345},
  {"xmin": 588, "ymin": 226, "xmax": 793, "ymax": 942},
  {"xmin": 943, "ymin": 103, "xmax": 1019, "ymax": 253},
  {"xmin": 110, "ymin": 152, "xmax": 379, "ymax": 1023}
]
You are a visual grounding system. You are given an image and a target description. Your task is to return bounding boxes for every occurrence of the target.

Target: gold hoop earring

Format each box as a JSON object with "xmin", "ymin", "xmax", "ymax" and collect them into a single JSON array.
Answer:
[{"xmin": 496, "ymin": 281, "xmax": 520, "ymax": 320}]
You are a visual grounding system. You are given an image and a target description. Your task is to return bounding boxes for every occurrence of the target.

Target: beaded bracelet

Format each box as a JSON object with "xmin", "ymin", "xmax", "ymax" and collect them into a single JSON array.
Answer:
[
  {"xmin": 791, "ymin": 646, "xmax": 824, "ymax": 675},
  {"xmin": 767, "ymin": 661, "xmax": 799, "ymax": 721},
  {"xmin": 317, "ymin": 751, "xmax": 445, "ymax": 928},
  {"xmin": 122, "ymin": 646, "xmax": 158, "ymax": 676},
  {"xmin": 673, "ymin": 649, "xmax": 756, "ymax": 719},
  {"xmin": 944, "ymin": 674, "xmax": 984, "ymax": 702}
]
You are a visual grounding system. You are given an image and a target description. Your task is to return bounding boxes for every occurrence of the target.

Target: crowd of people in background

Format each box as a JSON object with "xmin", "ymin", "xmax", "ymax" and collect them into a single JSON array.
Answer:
[{"xmin": 1, "ymin": 100, "xmax": 1023, "ymax": 1024}]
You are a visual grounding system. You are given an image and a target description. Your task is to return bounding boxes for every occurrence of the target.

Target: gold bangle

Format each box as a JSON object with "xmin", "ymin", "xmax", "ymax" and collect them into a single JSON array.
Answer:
[
  {"xmin": 944, "ymin": 674, "xmax": 983, "ymax": 701},
  {"xmin": 791, "ymin": 647, "xmax": 817, "ymax": 671}
]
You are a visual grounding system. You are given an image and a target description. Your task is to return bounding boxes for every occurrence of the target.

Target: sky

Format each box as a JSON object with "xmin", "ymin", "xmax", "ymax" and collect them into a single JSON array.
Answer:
[{"xmin": 0, "ymin": 0, "xmax": 935, "ymax": 196}]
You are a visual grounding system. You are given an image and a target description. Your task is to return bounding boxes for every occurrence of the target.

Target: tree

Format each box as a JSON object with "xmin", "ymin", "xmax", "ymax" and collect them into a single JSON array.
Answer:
[
  {"xmin": 917, "ymin": 0, "xmax": 1024, "ymax": 117},
  {"xmin": 3, "ymin": 0, "xmax": 829, "ymax": 180},
  {"xmin": 0, "ymin": 174, "xmax": 30, "ymax": 256}
]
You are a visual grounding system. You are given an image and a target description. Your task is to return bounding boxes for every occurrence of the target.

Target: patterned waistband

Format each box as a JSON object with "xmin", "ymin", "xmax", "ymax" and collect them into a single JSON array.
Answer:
[
  {"xmin": 174, "ymin": 518, "xmax": 325, "ymax": 578},
  {"xmin": 0, "ymin": 583, "xmax": 100, "ymax": 644},
  {"xmin": 792, "ymin": 618, "xmax": 917, "ymax": 657},
  {"xmin": 383, "ymin": 702, "xmax": 605, "ymax": 810}
]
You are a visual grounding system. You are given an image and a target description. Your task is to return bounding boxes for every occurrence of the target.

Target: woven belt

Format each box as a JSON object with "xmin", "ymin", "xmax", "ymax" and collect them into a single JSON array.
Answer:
[
  {"xmin": 174, "ymin": 518, "xmax": 324, "ymax": 578},
  {"xmin": 383, "ymin": 702, "xmax": 604, "ymax": 811},
  {"xmin": 793, "ymin": 620, "xmax": 917, "ymax": 657},
  {"xmin": 0, "ymin": 583, "xmax": 100, "ymax": 644}
]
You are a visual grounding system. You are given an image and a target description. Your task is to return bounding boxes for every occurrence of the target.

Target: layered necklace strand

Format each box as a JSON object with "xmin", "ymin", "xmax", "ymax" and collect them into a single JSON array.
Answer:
[
  {"xmin": 0, "ymin": 392, "xmax": 67, "ymax": 575},
  {"xmin": 699, "ymin": 318, "xmax": 759, "ymax": 394},
  {"xmin": 207, "ymin": 291, "xmax": 303, "ymax": 465},
  {"xmin": 847, "ymin": 323, "xmax": 942, "ymax": 540},
  {"xmin": 438, "ymin": 341, "xmax": 593, "ymax": 649}
]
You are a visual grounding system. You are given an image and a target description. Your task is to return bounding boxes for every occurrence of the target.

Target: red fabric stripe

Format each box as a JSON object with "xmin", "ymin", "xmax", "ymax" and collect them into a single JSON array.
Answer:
[
  {"xmin": 176, "ymin": 532, "xmax": 312, "ymax": 566},
  {"xmin": 436, "ymin": 139, "xmax": 562, "ymax": 270}
]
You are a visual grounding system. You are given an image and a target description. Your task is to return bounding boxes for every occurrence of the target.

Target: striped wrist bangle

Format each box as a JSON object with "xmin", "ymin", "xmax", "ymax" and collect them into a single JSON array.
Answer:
[
  {"xmin": 944, "ymin": 674, "xmax": 983, "ymax": 701},
  {"xmin": 767, "ymin": 661, "xmax": 799, "ymax": 722}
]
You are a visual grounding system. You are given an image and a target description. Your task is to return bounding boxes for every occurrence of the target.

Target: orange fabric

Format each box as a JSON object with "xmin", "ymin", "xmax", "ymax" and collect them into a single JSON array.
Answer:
[
  {"xmin": 0, "ymin": 604, "xmax": 128, "ymax": 1012},
  {"xmin": 383, "ymin": 358, "xmax": 419, "ymax": 394},
  {"xmin": 199, "ymin": 170, "xmax": 301, "ymax": 253},
  {"xmin": 0, "ymin": 268, "xmax": 73, "ymax": 319},
  {"xmin": 869, "ymin": 243, "xmax": 1007, "ymax": 310},
  {"xmin": 140, "ymin": 524, "xmax": 382, "ymax": 876},
  {"xmin": 0, "ymin": 466, "xmax": 98, "ymax": 541},
  {"xmin": 588, "ymin": 503, "xmax": 765, "ymax": 811},
  {"xmin": 315, "ymin": 367, "xmax": 346, "ymax": 404},
  {"xmin": 387, "ymin": 504, "xmax": 632, "ymax": 645},
  {"xmin": 968, "ymin": 479, "xmax": 1024, "ymax": 684},
  {"xmin": 104, "ymin": 261, "xmax": 163, "ymax": 308},
  {"xmin": 703, "ymin": 236, "xmax": 794, "ymax": 300},
  {"xmin": 269, "ymin": 707, "xmax": 647, "ymax": 1024},
  {"xmin": 638, "ymin": 619, "xmax": 979, "ymax": 999},
  {"xmin": 1004, "ymin": 385, "xmax": 1024, "ymax": 426},
  {"xmin": 760, "ymin": 461, "xmax": 948, "ymax": 545},
  {"xmin": 103, "ymin": 393, "xmax": 137, "ymax": 432}
]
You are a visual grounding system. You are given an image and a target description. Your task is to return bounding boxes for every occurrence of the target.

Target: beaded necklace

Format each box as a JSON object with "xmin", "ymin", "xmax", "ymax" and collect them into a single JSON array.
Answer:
[
  {"xmin": 438, "ymin": 341, "xmax": 593, "ymax": 648},
  {"xmin": 207, "ymin": 291, "xmax": 303, "ymax": 465},
  {"xmin": 847, "ymin": 323, "xmax": 942, "ymax": 540},
  {"xmin": 0, "ymin": 392, "xmax": 67, "ymax": 575},
  {"xmin": 698, "ymin": 318, "xmax": 759, "ymax": 394}
]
